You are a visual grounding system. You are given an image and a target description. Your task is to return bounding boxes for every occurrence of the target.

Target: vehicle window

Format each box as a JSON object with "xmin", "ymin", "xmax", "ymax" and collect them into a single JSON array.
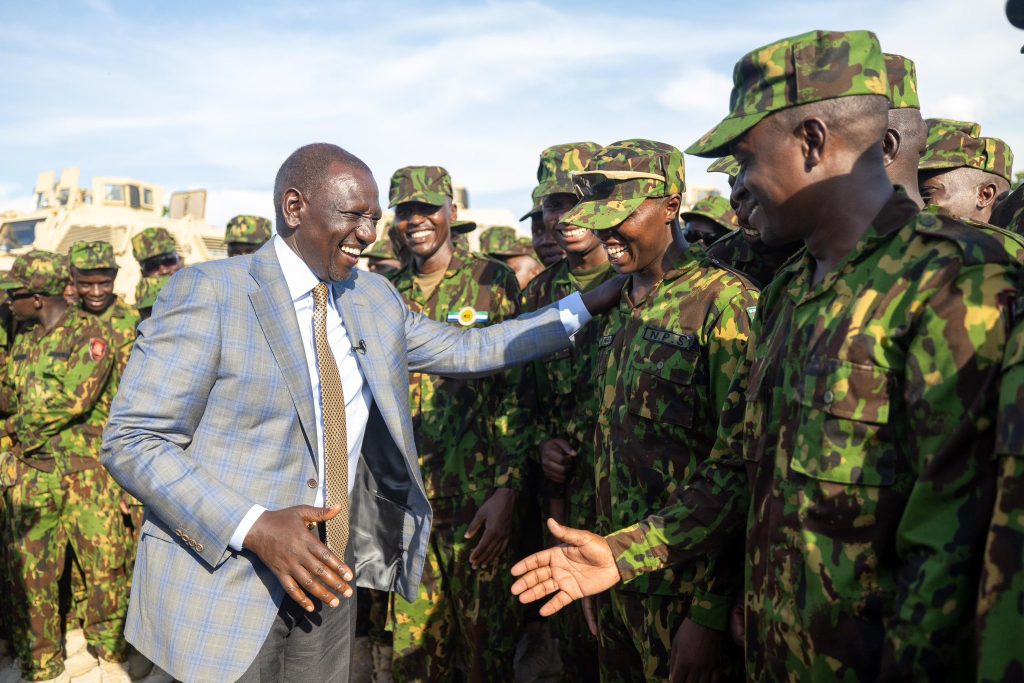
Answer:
[
  {"xmin": 104, "ymin": 184, "xmax": 124, "ymax": 203},
  {"xmin": 0, "ymin": 219, "xmax": 42, "ymax": 251}
]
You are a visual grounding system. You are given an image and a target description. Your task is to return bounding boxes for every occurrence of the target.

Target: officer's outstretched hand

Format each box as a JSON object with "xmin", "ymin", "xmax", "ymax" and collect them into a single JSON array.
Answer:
[
  {"xmin": 579, "ymin": 274, "xmax": 627, "ymax": 316},
  {"xmin": 510, "ymin": 518, "xmax": 621, "ymax": 616}
]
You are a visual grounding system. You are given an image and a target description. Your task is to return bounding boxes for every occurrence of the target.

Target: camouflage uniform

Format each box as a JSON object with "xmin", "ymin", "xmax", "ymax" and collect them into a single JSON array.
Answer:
[
  {"xmin": 603, "ymin": 30, "xmax": 1017, "ymax": 682},
  {"xmin": 130, "ymin": 227, "xmax": 177, "ymax": 262},
  {"xmin": 503, "ymin": 141, "xmax": 609, "ymax": 682},
  {"xmin": 386, "ymin": 167, "xmax": 524, "ymax": 683},
  {"xmin": 681, "ymin": 195, "xmax": 738, "ymax": 233},
  {"xmin": 478, "ymin": 226, "xmax": 534, "ymax": 258},
  {"xmin": 224, "ymin": 214, "xmax": 272, "ymax": 247},
  {"xmin": 919, "ymin": 119, "xmax": 1014, "ymax": 183},
  {"xmin": 134, "ymin": 276, "xmax": 170, "ymax": 314},
  {"xmin": 0, "ymin": 252, "xmax": 128, "ymax": 680},
  {"xmin": 69, "ymin": 241, "xmax": 139, "ymax": 376},
  {"xmin": 977, "ymin": 316, "xmax": 1024, "ymax": 683},
  {"xmin": 560, "ymin": 140, "xmax": 756, "ymax": 682}
]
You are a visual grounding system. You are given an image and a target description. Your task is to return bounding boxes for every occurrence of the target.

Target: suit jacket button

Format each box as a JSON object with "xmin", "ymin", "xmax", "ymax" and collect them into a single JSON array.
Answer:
[
  {"xmin": 196, "ymin": 543, "xmax": 204, "ymax": 552},
  {"xmin": 174, "ymin": 529, "xmax": 183, "ymax": 536},
  {"xmin": 307, "ymin": 478, "xmax": 318, "ymax": 489}
]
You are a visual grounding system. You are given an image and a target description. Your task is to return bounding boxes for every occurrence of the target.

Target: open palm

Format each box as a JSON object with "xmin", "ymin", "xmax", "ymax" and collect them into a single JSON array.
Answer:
[{"xmin": 510, "ymin": 519, "xmax": 622, "ymax": 616}]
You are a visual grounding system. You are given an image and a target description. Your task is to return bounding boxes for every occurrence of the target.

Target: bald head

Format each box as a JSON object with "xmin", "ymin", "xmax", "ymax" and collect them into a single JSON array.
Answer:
[
  {"xmin": 883, "ymin": 108, "xmax": 928, "ymax": 207},
  {"xmin": 274, "ymin": 143, "xmax": 372, "ymax": 233},
  {"xmin": 769, "ymin": 95, "xmax": 890, "ymax": 156}
]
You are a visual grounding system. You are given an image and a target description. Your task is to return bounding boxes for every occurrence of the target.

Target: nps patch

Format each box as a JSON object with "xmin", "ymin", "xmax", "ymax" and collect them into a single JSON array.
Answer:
[
  {"xmin": 642, "ymin": 326, "xmax": 697, "ymax": 351},
  {"xmin": 89, "ymin": 338, "xmax": 108, "ymax": 362},
  {"xmin": 446, "ymin": 306, "xmax": 489, "ymax": 327}
]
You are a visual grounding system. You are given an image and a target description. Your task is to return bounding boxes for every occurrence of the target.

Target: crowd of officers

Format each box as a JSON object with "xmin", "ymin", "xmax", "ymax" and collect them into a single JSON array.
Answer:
[{"xmin": 1, "ymin": 25, "xmax": 1024, "ymax": 683}]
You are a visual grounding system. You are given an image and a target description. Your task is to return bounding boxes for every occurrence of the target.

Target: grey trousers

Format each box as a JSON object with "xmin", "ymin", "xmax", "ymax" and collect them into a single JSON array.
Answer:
[{"xmin": 234, "ymin": 589, "xmax": 357, "ymax": 683}]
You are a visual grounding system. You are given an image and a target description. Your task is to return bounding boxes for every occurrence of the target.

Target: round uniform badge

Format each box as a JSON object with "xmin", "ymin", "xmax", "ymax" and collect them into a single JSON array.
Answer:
[
  {"xmin": 89, "ymin": 338, "xmax": 108, "ymax": 362},
  {"xmin": 457, "ymin": 306, "xmax": 477, "ymax": 327}
]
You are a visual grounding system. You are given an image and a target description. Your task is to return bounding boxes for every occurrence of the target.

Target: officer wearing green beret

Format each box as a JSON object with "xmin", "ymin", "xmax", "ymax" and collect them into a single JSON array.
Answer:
[
  {"xmin": 224, "ymin": 215, "xmax": 272, "ymax": 257},
  {"xmin": 478, "ymin": 226, "xmax": 543, "ymax": 290},
  {"xmin": 919, "ymin": 119, "xmax": 1014, "ymax": 223},
  {"xmin": 0, "ymin": 251, "xmax": 130, "ymax": 683},
  {"xmin": 681, "ymin": 195, "xmax": 738, "ymax": 249},
  {"xmin": 130, "ymin": 227, "xmax": 183, "ymax": 278},
  {"xmin": 385, "ymin": 165, "xmax": 525, "ymax": 682},
  {"xmin": 511, "ymin": 29, "xmax": 1017, "ymax": 683}
]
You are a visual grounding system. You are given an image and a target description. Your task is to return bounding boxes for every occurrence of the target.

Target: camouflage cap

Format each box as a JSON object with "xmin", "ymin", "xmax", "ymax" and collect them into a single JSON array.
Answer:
[
  {"xmin": 479, "ymin": 226, "xmax": 533, "ymax": 257},
  {"xmin": 536, "ymin": 142, "xmax": 603, "ymax": 198},
  {"xmin": 388, "ymin": 166, "xmax": 452, "ymax": 208},
  {"xmin": 519, "ymin": 185, "xmax": 544, "ymax": 221},
  {"xmin": 131, "ymin": 227, "xmax": 178, "ymax": 262},
  {"xmin": 225, "ymin": 215, "xmax": 272, "ymax": 245},
  {"xmin": 883, "ymin": 53, "xmax": 919, "ymax": 109},
  {"xmin": 680, "ymin": 195, "xmax": 739, "ymax": 232},
  {"xmin": 69, "ymin": 240, "xmax": 117, "ymax": 271},
  {"xmin": 976, "ymin": 137, "xmax": 1014, "ymax": 182},
  {"xmin": 687, "ymin": 30, "xmax": 888, "ymax": 158},
  {"xmin": 135, "ymin": 275, "xmax": 170, "ymax": 310},
  {"xmin": 706, "ymin": 156, "xmax": 741, "ymax": 178},
  {"xmin": 451, "ymin": 220, "xmax": 477, "ymax": 235},
  {"xmin": 363, "ymin": 238, "xmax": 396, "ymax": 261},
  {"xmin": 918, "ymin": 118, "xmax": 984, "ymax": 172},
  {"xmin": 0, "ymin": 250, "xmax": 70, "ymax": 296},
  {"xmin": 562, "ymin": 139, "xmax": 685, "ymax": 231}
]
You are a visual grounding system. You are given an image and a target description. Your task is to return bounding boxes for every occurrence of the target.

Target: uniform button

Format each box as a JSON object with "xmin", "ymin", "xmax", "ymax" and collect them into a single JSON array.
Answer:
[
  {"xmin": 307, "ymin": 478, "xmax": 318, "ymax": 489},
  {"xmin": 823, "ymin": 390, "xmax": 835, "ymax": 405},
  {"xmin": 656, "ymin": 361, "xmax": 665, "ymax": 370}
]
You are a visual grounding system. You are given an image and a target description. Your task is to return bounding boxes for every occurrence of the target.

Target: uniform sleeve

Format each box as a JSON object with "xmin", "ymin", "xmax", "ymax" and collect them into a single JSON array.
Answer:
[
  {"xmin": 490, "ymin": 271, "xmax": 527, "ymax": 491},
  {"xmin": 976, "ymin": 318, "xmax": 1024, "ymax": 682},
  {"xmin": 689, "ymin": 285, "xmax": 757, "ymax": 631},
  {"xmin": 880, "ymin": 263, "xmax": 1013, "ymax": 678},
  {"xmin": 11, "ymin": 321, "xmax": 114, "ymax": 454}
]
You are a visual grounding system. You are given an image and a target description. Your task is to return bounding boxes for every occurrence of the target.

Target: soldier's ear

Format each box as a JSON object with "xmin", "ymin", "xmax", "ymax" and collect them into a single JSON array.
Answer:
[
  {"xmin": 448, "ymin": 199, "xmax": 458, "ymax": 224},
  {"xmin": 663, "ymin": 194, "xmax": 682, "ymax": 225},
  {"xmin": 282, "ymin": 188, "xmax": 304, "ymax": 230},
  {"xmin": 977, "ymin": 182, "xmax": 1000, "ymax": 209},
  {"xmin": 799, "ymin": 117, "xmax": 828, "ymax": 172},
  {"xmin": 882, "ymin": 128, "xmax": 900, "ymax": 168}
]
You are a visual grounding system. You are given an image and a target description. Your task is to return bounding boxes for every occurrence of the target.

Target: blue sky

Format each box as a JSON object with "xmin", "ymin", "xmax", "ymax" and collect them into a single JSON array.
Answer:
[{"xmin": 2, "ymin": 0, "xmax": 1023, "ymax": 228}]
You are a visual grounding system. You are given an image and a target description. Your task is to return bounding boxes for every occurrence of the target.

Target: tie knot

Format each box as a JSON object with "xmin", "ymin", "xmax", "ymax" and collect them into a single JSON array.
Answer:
[{"xmin": 312, "ymin": 282, "xmax": 330, "ymax": 310}]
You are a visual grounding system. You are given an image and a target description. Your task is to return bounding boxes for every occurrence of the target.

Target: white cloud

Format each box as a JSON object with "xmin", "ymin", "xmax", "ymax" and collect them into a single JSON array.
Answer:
[{"xmin": 657, "ymin": 67, "xmax": 734, "ymax": 117}]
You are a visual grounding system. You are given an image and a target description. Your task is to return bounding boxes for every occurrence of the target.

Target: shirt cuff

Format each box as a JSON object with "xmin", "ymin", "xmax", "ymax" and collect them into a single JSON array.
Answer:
[
  {"xmin": 557, "ymin": 291, "xmax": 592, "ymax": 338},
  {"xmin": 688, "ymin": 588, "xmax": 733, "ymax": 632},
  {"xmin": 229, "ymin": 504, "xmax": 267, "ymax": 551}
]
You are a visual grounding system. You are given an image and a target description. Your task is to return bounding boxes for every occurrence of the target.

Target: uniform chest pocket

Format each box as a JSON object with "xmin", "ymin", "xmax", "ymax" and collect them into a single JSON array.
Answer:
[
  {"xmin": 627, "ymin": 337, "xmax": 699, "ymax": 428},
  {"xmin": 791, "ymin": 357, "xmax": 896, "ymax": 486}
]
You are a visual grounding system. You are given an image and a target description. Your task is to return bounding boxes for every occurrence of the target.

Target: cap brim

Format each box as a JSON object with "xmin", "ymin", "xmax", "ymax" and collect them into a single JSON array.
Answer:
[
  {"xmin": 680, "ymin": 210, "xmax": 737, "ymax": 231},
  {"xmin": 917, "ymin": 158, "xmax": 965, "ymax": 172},
  {"xmin": 0, "ymin": 280, "xmax": 23, "ymax": 291},
  {"xmin": 519, "ymin": 205, "xmax": 542, "ymax": 221},
  {"xmin": 685, "ymin": 110, "xmax": 772, "ymax": 158},
  {"xmin": 451, "ymin": 221, "xmax": 477, "ymax": 234},
  {"xmin": 563, "ymin": 197, "xmax": 647, "ymax": 231},
  {"xmin": 388, "ymin": 192, "xmax": 449, "ymax": 209}
]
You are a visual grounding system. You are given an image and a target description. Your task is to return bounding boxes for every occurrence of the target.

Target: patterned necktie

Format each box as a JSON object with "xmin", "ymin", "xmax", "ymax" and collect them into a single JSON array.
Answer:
[{"xmin": 311, "ymin": 282, "xmax": 350, "ymax": 560}]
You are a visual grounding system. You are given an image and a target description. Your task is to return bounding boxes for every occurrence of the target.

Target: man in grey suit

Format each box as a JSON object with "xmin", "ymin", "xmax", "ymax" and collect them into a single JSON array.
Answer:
[{"xmin": 101, "ymin": 143, "xmax": 618, "ymax": 682}]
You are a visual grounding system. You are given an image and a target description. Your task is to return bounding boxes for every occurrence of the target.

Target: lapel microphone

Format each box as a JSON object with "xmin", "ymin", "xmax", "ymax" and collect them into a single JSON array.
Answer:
[{"xmin": 356, "ymin": 339, "xmax": 367, "ymax": 355}]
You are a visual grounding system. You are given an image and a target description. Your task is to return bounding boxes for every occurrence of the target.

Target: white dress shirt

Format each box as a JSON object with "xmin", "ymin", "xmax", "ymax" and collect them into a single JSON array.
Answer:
[{"xmin": 230, "ymin": 236, "xmax": 593, "ymax": 550}]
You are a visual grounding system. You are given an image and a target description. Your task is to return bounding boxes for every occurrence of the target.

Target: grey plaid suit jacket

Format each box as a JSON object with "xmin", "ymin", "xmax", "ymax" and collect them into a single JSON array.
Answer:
[{"xmin": 101, "ymin": 242, "xmax": 572, "ymax": 682}]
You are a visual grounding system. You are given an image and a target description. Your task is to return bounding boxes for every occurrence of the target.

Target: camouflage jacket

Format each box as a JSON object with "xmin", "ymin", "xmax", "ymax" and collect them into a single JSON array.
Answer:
[
  {"xmin": 926, "ymin": 205, "xmax": 1024, "ymax": 265},
  {"xmin": 387, "ymin": 248, "xmax": 522, "ymax": 499},
  {"xmin": 91, "ymin": 296, "xmax": 139, "ymax": 376},
  {"xmin": 510, "ymin": 258, "xmax": 616, "ymax": 529},
  {"xmin": 594, "ymin": 244, "xmax": 756, "ymax": 604},
  {"xmin": 3, "ymin": 308, "xmax": 116, "ymax": 472},
  {"xmin": 976, "ymin": 317, "xmax": 1024, "ymax": 683},
  {"xmin": 705, "ymin": 230, "xmax": 801, "ymax": 289},
  {"xmin": 605, "ymin": 193, "xmax": 1017, "ymax": 681}
]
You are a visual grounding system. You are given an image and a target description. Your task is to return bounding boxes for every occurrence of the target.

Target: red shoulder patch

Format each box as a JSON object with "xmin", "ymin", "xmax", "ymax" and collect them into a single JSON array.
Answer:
[{"xmin": 89, "ymin": 338, "xmax": 108, "ymax": 362}]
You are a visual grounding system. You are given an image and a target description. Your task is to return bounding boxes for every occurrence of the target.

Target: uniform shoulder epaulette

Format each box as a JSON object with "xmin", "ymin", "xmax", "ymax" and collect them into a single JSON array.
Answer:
[{"xmin": 912, "ymin": 210, "xmax": 1015, "ymax": 266}]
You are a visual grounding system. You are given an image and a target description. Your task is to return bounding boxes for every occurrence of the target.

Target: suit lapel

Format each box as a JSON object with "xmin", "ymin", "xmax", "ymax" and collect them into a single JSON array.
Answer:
[
  {"xmin": 334, "ymin": 274, "xmax": 408, "ymax": 453},
  {"xmin": 248, "ymin": 245, "xmax": 318, "ymax": 457}
]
